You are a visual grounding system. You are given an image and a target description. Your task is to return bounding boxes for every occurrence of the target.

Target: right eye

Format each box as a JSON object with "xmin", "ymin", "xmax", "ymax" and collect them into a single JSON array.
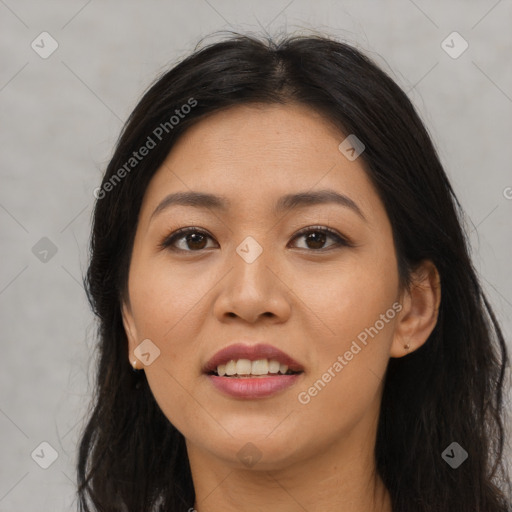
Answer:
[{"xmin": 159, "ymin": 227, "xmax": 217, "ymax": 252}]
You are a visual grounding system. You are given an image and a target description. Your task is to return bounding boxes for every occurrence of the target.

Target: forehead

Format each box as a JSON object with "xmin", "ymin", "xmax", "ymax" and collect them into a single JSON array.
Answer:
[{"xmin": 139, "ymin": 103, "xmax": 386, "ymax": 225}]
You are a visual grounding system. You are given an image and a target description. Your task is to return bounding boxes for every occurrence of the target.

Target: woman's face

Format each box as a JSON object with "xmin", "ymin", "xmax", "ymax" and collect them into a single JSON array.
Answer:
[{"xmin": 122, "ymin": 103, "xmax": 427, "ymax": 470}]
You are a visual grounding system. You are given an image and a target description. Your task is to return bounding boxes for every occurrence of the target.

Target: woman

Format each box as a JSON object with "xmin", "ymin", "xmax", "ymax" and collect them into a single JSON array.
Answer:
[{"xmin": 77, "ymin": 33, "xmax": 511, "ymax": 511}]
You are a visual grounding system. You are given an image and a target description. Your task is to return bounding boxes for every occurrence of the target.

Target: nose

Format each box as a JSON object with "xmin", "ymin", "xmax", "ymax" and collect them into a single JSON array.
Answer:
[{"xmin": 212, "ymin": 238, "xmax": 291, "ymax": 324}]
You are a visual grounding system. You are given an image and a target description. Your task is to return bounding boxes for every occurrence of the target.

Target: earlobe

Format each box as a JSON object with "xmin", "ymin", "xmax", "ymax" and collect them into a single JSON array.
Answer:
[
  {"xmin": 121, "ymin": 303, "xmax": 144, "ymax": 371},
  {"xmin": 390, "ymin": 260, "xmax": 441, "ymax": 358}
]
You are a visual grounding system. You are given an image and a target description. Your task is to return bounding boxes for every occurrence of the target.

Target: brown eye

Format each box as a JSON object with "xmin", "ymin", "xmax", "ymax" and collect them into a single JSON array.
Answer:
[
  {"xmin": 159, "ymin": 228, "xmax": 216, "ymax": 252},
  {"xmin": 289, "ymin": 226, "xmax": 350, "ymax": 251}
]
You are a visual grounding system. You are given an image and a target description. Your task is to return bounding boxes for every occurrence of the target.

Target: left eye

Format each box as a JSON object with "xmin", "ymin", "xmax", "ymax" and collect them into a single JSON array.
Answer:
[
  {"xmin": 290, "ymin": 226, "xmax": 349, "ymax": 251},
  {"xmin": 159, "ymin": 226, "xmax": 350, "ymax": 252}
]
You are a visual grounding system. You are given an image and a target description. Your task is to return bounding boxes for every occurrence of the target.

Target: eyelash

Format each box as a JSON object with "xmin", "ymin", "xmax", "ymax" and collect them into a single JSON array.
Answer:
[{"xmin": 158, "ymin": 225, "xmax": 352, "ymax": 253}]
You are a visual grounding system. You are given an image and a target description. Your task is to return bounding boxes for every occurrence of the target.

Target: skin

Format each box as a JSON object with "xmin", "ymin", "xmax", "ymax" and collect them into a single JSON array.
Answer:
[{"xmin": 122, "ymin": 102, "xmax": 441, "ymax": 512}]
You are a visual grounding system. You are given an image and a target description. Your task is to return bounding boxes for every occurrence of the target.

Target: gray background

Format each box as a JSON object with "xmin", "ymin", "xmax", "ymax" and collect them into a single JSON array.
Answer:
[{"xmin": 1, "ymin": 0, "xmax": 511, "ymax": 510}]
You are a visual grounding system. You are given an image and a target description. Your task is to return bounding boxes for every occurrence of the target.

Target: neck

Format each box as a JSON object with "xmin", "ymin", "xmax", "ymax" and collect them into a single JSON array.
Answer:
[{"xmin": 187, "ymin": 423, "xmax": 392, "ymax": 512}]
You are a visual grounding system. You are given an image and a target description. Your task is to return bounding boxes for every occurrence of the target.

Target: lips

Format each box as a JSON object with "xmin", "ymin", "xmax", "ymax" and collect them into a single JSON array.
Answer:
[
  {"xmin": 203, "ymin": 342, "xmax": 305, "ymax": 375},
  {"xmin": 203, "ymin": 342, "xmax": 305, "ymax": 399}
]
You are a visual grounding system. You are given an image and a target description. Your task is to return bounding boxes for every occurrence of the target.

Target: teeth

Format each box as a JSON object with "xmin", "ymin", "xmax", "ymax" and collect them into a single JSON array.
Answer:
[
  {"xmin": 235, "ymin": 359, "xmax": 252, "ymax": 375},
  {"xmin": 215, "ymin": 359, "xmax": 294, "ymax": 377},
  {"xmin": 225, "ymin": 360, "xmax": 236, "ymax": 376},
  {"xmin": 268, "ymin": 360, "xmax": 280, "ymax": 373},
  {"xmin": 251, "ymin": 359, "xmax": 268, "ymax": 375}
]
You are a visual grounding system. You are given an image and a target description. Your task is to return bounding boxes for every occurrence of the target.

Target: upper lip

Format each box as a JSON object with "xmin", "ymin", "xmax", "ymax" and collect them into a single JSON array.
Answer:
[{"xmin": 203, "ymin": 343, "xmax": 305, "ymax": 374}]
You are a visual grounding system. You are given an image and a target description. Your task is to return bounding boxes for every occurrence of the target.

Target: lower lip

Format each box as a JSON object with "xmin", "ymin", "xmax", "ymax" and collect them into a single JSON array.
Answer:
[{"xmin": 207, "ymin": 373, "xmax": 302, "ymax": 399}]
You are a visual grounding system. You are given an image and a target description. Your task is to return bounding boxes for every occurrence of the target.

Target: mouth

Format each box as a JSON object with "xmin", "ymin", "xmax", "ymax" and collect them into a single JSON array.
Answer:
[{"xmin": 203, "ymin": 343, "xmax": 305, "ymax": 398}]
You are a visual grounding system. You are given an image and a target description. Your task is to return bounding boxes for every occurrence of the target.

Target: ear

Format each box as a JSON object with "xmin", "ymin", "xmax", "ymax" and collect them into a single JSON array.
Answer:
[
  {"xmin": 121, "ymin": 300, "xmax": 140, "ymax": 363},
  {"xmin": 390, "ymin": 260, "xmax": 441, "ymax": 358}
]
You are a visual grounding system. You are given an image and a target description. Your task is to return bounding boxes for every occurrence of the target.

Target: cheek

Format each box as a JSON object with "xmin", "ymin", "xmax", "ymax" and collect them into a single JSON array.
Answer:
[
  {"xmin": 292, "ymin": 246, "xmax": 398, "ymax": 419},
  {"xmin": 296, "ymin": 245, "xmax": 399, "ymax": 356},
  {"xmin": 127, "ymin": 255, "xmax": 217, "ymax": 432},
  {"xmin": 296, "ymin": 292, "xmax": 396, "ymax": 418},
  {"xmin": 294, "ymin": 275, "xmax": 398, "ymax": 438},
  {"xmin": 128, "ymin": 251, "xmax": 213, "ymax": 343}
]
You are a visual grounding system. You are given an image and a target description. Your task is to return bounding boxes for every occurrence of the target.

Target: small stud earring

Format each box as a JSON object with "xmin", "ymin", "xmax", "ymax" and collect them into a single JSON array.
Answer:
[
  {"xmin": 132, "ymin": 360, "xmax": 139, "ymax": 371},
  {"xmin": 404, "ymin": 343, "xmax": 411, "ymax": 350}
]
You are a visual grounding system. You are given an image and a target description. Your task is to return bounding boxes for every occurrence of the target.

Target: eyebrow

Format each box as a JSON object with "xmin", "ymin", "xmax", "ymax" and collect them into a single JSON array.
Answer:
[{"xmin": 150, "ymin": 189, "xmax": 367, "ymax": 222}]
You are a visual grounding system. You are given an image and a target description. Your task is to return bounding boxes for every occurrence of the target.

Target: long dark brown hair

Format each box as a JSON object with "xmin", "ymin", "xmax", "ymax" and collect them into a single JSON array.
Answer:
[{"xmin": 78, "ymin": 32, "xmax": 511, "ymax": 511}]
